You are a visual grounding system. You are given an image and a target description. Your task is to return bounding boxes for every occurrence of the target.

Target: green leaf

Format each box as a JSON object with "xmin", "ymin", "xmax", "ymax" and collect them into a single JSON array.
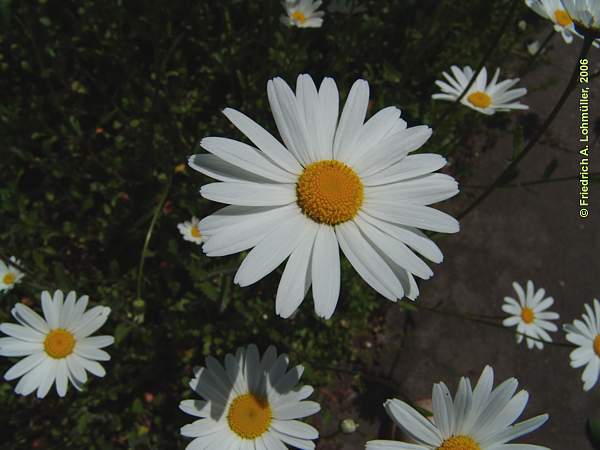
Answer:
[{"xmin": 587, "ymin": 418, "xmax": 600, "ymax": 448}]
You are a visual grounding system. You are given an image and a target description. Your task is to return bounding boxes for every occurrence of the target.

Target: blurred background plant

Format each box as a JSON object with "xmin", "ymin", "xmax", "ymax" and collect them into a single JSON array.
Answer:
[{"xmin": 0, "ymin": 0, "xmax": 566, "ymax": 448}]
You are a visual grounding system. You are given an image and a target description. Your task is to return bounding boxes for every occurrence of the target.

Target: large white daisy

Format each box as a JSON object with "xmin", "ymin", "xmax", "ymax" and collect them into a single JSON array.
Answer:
[
  {"xmin": 564, "ymin": 298, "xmax": 600, "ymax": 391},
  {"xmin": 366, "ymin": 366, "xmax": 549, "ymax": 450},
  {"xmin": 0, "ymin": 290, "xmax": 114, "ymax": 398},
  {"xmin": 281, "ymin": 0, "xmax": 325, "ymax": 28},
  {"xmin": 179, "ymin": 344, "xmax": 320, "ymax": 449},
  {"xmin": 178, "ymin": 216, "xmax": 205, "ymax": 245},
  {"xmin": 0, "ymin": 256, "xmax": 25, "ymax": 293},
  {"xmin": 189, "ymin": 74, "xmax": 460, "ymax": 319},
  {"xmin": 502, "ymin": 280, "xmax": 559, "ymax": 350},
  {"xmin": 432, "ymin": 66, "xmax": 528, "ymax": 115},
  {"xmin": 526, "ymin": 0, "xmax": 579, "ymax": 43},
  {"xmin": 563, "ymin": 0, "xmax": 600, "ymax": 35}
]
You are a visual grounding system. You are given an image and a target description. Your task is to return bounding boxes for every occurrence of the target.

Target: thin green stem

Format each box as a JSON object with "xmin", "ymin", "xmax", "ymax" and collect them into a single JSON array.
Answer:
[
  {"xmin": 457, "ymin": 36, "xmax": 594, "ymax": 221},
  {"xmin": 464, "ymin": 171, "xmax": 600, "ymax": 189},
  {"xmin": 135, "ymin": 176, "xmax": 174, "ymax": 301}
]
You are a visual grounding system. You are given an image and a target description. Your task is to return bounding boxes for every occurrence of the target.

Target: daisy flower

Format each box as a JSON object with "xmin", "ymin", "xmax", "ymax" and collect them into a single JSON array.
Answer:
[
  {"xmin": 526, "ymin": 0, "xmax": 579, "ymax": 43},
  {"xmin": 189, "ymin": 74, "xmax": 460, "ymax": 319},
  {"xmin": 179, "ymin": 344, "xmax": 320, "ymax": 449},
  {"xmin": 502, "ymin": 280, "xmax": 560, "ymax": 350},
  {"xmin": 178, "ymin": 216, "xmax": 204, "ymax": 245},
  {"xmin": 0, "ymin": 290, "xmax": 114, "ymax": 398},
  {"xmin": 281, "ymin": 0, "xmax": 325, "ymax": 28},
  {"xmin": 0, "ymin": 256, "xmax": 25, "ymax": 293},
  {"xmin": 366, "ymin": 365, "xmax": 550, "ymax": 450},
  {"xmin": 564, "ymin": 298, "xmax": 600, "ymax": 391},
  {"xmin": 563, "ymin": 0, "xmax": 600, "ymax": 35},
  {"xmin": 432, "ymin": 66, "xmax": 528, "ymax": 115}
]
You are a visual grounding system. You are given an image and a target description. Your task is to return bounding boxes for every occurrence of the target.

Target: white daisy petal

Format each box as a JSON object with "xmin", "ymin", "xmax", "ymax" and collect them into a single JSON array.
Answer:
[{"xmin": 311, "ymin": 225, "xmax": 341, "ymax": 319}]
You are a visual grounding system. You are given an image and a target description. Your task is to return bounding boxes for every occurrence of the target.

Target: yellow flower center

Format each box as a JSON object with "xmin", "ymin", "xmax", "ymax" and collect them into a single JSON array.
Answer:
[
  {"xmin": 594, "ymin": 335, "xmax": 600, "ymax": 357},
  {"xmin": 291, "ymin": 10, "xmax": 307, "ymax": 23},
  {"xmin": 467, "ymin": 91, "xmax": 492, "ymax": 109},
  {"xmin": 191, "ymin": 226, "xmax": 201, "ymax": 238},
  {"xmin": 521, "ymin": 307, "xmax": 535, "ymax": 324},
  {"xmin": 437, "ymin": 435, "xmax": 481, "ymax": 450},
  {"xmin": 296, "ymin": 160, "xmax": 364, "ymax": 225},
  {"xmin": 3, "ymin": 273, "xmax": 16, "ymax": 285},
  {"xmin": 554, "ymin": 9, "xmax": 573, "ymax": 27},
  {"xmin": 44, "ymin": 328, "xmax": 76, "ymax": 359},
  {"xmin": 227, "ymin": 393, "xmax": 272, "ymax": 439}
]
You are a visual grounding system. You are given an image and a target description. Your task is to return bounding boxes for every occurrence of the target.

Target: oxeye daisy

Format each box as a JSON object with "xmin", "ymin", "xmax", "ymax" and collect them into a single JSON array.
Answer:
[
  {"xmin": 178, "ymin": 216, "xmax": 204, "ymax": 245},
  {"xmin": 526, "ymin": 0, "xmax": 579, "ymax": 43},
  {"xmin": 563, "ymin": 0, "xmax": 600, "ymax": 36},
  {"xmin": 0, "ymin": 290, "xmax": 114, "ymax": 398},
  {"xmin": 564, "ymin": 298, "xmax": 600, "ymax": 391},
  {"xmin": 366, "ymin": 365, "xmax": 550, "ymax": 450},
  {"xmin": 179, "ymin": 344, "xmax": 320, "ymax": 449},
  {"xmin": 281, "ymin": 0, "xmax": 325, "ymax": 28},
  {"xmin": 432, "ymin": 66, "xmax": 528, "ymax": 115},
  {"xmin": 0, "ymin": 256, "xmax": 24, "ymax": 293},
  {"xmin": 189, "ymin": 74, "xmax": 460, "ymax": 319},
  {"xmin": 502, "ymin": 280, "xmax": 559, "ymax": 350}
]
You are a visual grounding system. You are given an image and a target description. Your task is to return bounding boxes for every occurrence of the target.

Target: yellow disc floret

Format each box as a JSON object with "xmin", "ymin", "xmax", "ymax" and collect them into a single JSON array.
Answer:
[
  {"xmin": 227, "ymin": 393, "xmax": 272, "ymax": 439},
  {"xmin": 594, "ymin": 335, "xmax": 600, "ymax": 357},
  {"xmin": 467, "ymin": 91, "xmax": 492, "ymax": 109},
  {"xmin": 296, "ymin": 160, "xmax": 364, "ymax": 225},
  {"xmin": 191, "ymin": 226, "xmax": 201, "ymax": 238},
  {"xmin": 44, "ymin": 329, "xmax": 76, "ymax": 359},
  {"xmin": 3, "ymin": 273, "xmax": 16, "ymax": 285},
  {"xmin": 291, "ymin": 10, "xmax": 307, "ymax": 24},
  {"xmin": 437, "ymin": 435, "xmax": 481, "ymax": 450},
  {"xmin": 554, "ymin": 9, "xmax": 573, "ymax": 27},
  {"xmin": 521, "ymin": 307, "xmax": 535, "ymax": 324}
]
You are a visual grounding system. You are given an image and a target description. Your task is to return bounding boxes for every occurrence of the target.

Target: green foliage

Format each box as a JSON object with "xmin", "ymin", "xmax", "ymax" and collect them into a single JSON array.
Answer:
[{"xmin": 0, "ymin": 0, "xmax": 533, "ymax": 448}]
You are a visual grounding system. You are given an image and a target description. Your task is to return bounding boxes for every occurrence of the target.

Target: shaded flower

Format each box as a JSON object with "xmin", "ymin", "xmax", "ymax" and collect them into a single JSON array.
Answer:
[
  {"xmin": 432, "ymin": 66, "xmax": 528, "ymax": 115},
  {"xmin": 0, "ymin": 257, "xmax": 24, "ymax": 293},
  {"xmin": 180, "ymin": 344, "xmax": 320, "ymax": 449},
  {"xmin": 0, "ymin": 290, "xmax": 113, "ymax": 398},
  {"xmin": 281, "ymin": 0, "xmax": 325, "ymax": 28},
  {"xmin": 563, "ymin": 0, "xmax": 600, "ymax": 36},
  {"xmin": 526, "ymin": 0, "xmax": 579, "ymax": 43},
  {"xmin": 190, "ymin": 74, "xmax": 459, "ymax": 319},
  {"xmin": 178, "ymin": 216, "xmax": 204, "ymax": 245}
]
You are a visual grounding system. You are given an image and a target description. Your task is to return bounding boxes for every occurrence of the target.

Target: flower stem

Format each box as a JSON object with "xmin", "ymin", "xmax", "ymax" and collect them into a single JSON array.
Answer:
[{"xmin": 457, "ymin": 36, "xmax": 594, "ymax": 221}]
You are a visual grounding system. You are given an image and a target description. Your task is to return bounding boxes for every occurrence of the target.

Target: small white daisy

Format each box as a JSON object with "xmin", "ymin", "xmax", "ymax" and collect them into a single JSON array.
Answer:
[
  {"xmin": 190, "ymin": 74, "xmax": 460, "ymax": 319},
  {"xmin": 432, "ymin": 66, "xmax": 528, "ymax": 115},
  {"xmin": 526, "ymin": 0, "xmax": 579, "ymax": 43},
  {"xmin": 0, "ymin": 257, "xmax": 25, "ymax": 293},
  {"xmin": 0, "ymin": 290, "xmax": 114, "ymax": 398},
  {"xmin": 178, "ymin": 216, "xmax": 204, "ymax": 245},
  {"xmin": 366, "ymin": 365, "xmax": 549, "ymax": 450},
  {"xmin": 564, "ymin": 298, "xmax": 600, "ymax": 391},
  {"xmin": 180, "ymin": 344, "xmax": 320, "ymax": 449},
  {"xmin": 502, "ymin": 280, "xmax": 560, "ymax": 350},
  {"xmin": 281, "ymin": 0, "xmax": 325, "ymax": 28},
  {"xmin": 563, "ymin": 0, "xmax": 600, "ymax": 35}
]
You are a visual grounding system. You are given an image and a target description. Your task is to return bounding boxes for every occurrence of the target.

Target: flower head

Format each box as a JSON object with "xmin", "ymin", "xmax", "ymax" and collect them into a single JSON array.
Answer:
[
  {"xmin": 0, "ymin": 290, "xmax": 114, "ymax": 398},
  {"xmin": 281, "ymin": 0, "xmax": 325, "ymax": 28},
  {"xmin": 502, "ymin": 280, "xmax": 559, "ymax": 349},
  {"xmin": 526, "ymin": 0, "xmax": 579, "ymax": 43},
  {"xmin": 564, "ymin": 298, "xmax": 600, "ymax": 391},
  {"xmin": 563, "ymin": 0, "xmax": 600, "ymax": 36},
  {"xmin": 189, "ymin": 74, "xmax": 459, "ymax": 319},
  {"xmin": 180, "ymin": 344, "xmax": 320, "ymax": 449},
  {"xmin": 0, "ymin": 257, "xmax": 25, "ymax": 293},
  {"xmin": 178, "ymin": 216, "xmax": 204, "ymax": 245},
  {"xmin": 432, "ymin": 66, "xmax": 528, "ymax": 115},
  {"xmin": 366, "ymin": 366, "xmax": 549, "ymax": 450}
]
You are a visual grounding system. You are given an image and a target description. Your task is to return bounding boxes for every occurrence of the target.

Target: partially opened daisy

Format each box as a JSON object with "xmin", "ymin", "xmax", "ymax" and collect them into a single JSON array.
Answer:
[
  {"xmin": 178, "ymin": 216, "xmax": 204, "ymax": 245},
  {"xmin": 190, "ymin": 74, "xmax": 460, "ymax": 319},
  {"xmin": 564, "ymin": 298, "xmax": 600, "ymax": 391},
  {"xmin": 281, "ymin": 0, "xmax": 325, "ymax": 28},
  {"xmin": 0, "ymin": 256, "xmax": 24, "ymax": 293},
  {"xmin": 180, "ymin": 344, "xmax": 320, "ymax": 449},
  {"xmin": 563, "ymin": 0, "xmax": 600, "ymax": 36},
  {"xmin": 432, "ymin": 66, "xmax": 528, "ymax": 115},
  {"xmin": 0, "ymin": 290, "xmax": 113, "ymax": 398},
  {"xmin": 366, "ymin": 366, "xmax": 549, "ymax": 450},
  {"xmin": 526, "ymin": 0, "xmax": 579, "ymax": 43},
  {"xmin": 502, "ymin": 280, "xmax": 559, "ymax": 350}
]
